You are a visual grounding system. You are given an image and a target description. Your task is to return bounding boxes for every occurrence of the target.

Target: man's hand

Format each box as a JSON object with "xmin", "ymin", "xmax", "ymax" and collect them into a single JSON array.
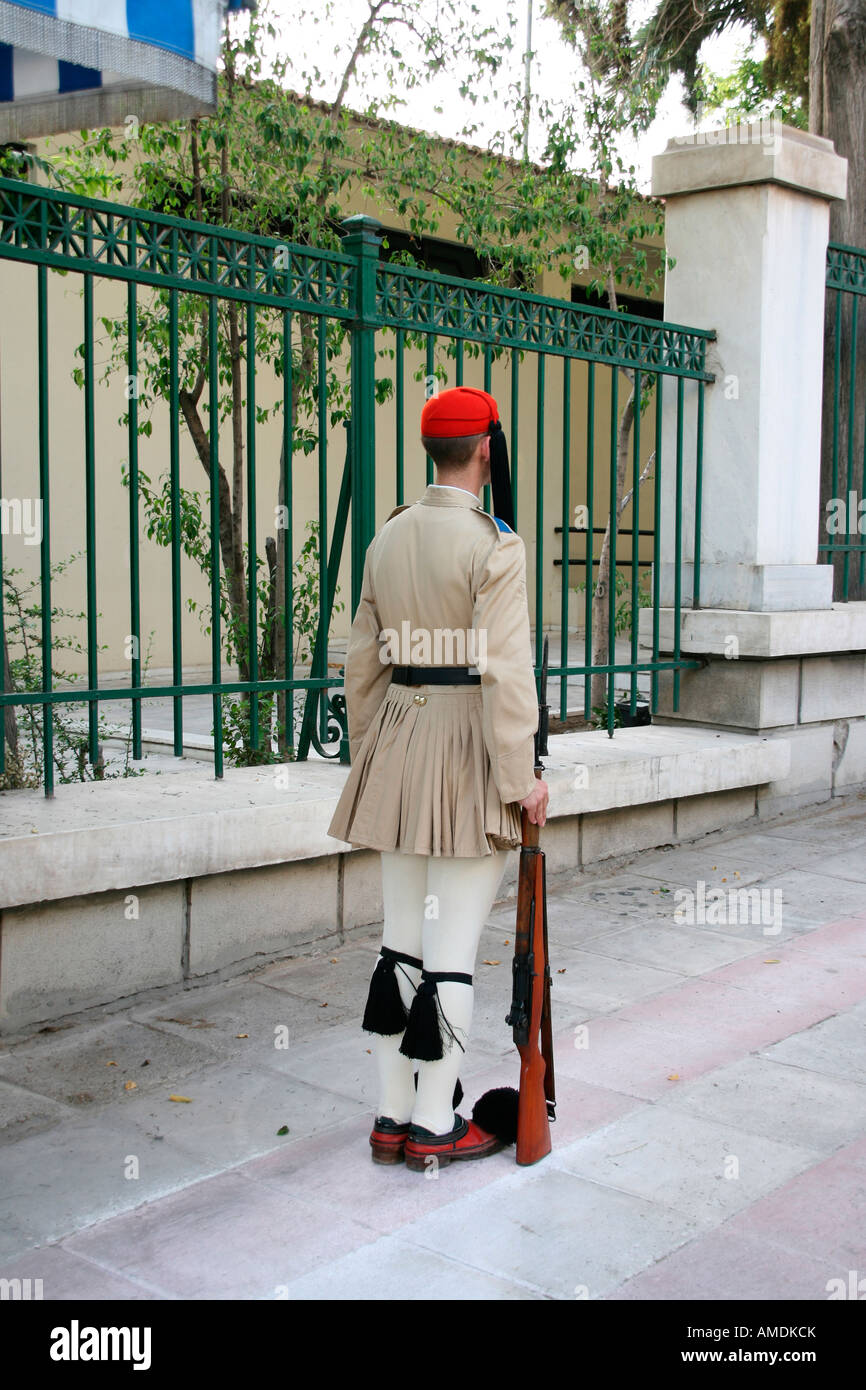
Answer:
[{"xmin": 520, "ymin": 777, "xmax": 549, "ymax": 827}]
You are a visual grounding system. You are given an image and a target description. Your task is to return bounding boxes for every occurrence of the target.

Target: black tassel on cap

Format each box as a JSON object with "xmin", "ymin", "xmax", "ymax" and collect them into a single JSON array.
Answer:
[
  {"xmin": 489, "ymin": 420, "xmax": 515, "ymax": 531},
  {"xmin": 362, "ymin": 947, "xmax": 421, "ymax": 1036},
  {"xmin": 472, "ymin": 1087, "xmax": 519, "ymax": 1145}
]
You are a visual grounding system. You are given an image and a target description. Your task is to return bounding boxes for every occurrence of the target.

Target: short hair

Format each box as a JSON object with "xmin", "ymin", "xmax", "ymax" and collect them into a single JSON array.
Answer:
[{"xmin": 421, "ymin": 432, "xmax": 486, "ymax": 469}]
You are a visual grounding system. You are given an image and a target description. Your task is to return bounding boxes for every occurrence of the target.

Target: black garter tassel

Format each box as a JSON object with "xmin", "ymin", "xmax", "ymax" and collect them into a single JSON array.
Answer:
[
  {"xmin": 362, "ymin": 948, "xmax": 421, "ymax": 1036},
  {"xmin": 399, "ymin": 972, "xmax": 470, "ymax": 1062}
]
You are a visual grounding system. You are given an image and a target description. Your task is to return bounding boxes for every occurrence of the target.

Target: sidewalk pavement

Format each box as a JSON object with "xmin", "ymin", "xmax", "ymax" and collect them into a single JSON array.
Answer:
[{"xmin": 1, "ymin": 796, "xmax": 865, "ymax": 1301}]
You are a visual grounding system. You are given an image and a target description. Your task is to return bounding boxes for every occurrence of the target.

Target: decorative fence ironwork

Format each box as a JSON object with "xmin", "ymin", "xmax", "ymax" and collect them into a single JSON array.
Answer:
[
  {"xmin": 0, "ymin": 177, "xmax": 714, "ymax": 795},
  {"xmin": 821, "ymin": 241, "xmax": 866, "ymax": 599}
]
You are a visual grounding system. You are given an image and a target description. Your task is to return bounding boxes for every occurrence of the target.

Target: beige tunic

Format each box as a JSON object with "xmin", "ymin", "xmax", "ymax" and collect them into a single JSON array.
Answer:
[{"xmin": 326, "ymin": 483, "xmax": 539, "ymax": 857}]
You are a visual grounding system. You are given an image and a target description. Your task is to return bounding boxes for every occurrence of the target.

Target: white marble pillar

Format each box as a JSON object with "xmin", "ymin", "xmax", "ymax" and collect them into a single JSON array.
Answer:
[{"xmin": 651, "ymin": 121, "xmax": 847, "ymax": 611}]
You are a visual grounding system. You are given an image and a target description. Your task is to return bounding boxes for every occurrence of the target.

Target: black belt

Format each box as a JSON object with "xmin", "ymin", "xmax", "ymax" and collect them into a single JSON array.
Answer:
[{"xmin": 391, "ymin": 665, "xmax": 481, "ymax": 686}]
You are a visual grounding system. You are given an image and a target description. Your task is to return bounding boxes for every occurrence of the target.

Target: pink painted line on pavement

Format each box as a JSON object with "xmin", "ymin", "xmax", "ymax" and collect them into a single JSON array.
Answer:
[{"xmin": 553, "ymin": 910, "xmax": 866, "ymax": 1101}]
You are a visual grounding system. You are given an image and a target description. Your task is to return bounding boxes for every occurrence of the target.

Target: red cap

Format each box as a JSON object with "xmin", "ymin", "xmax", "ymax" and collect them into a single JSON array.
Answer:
[{"xmin": 420, "ymin": 386, "xmax": 500, "ymax": 438}]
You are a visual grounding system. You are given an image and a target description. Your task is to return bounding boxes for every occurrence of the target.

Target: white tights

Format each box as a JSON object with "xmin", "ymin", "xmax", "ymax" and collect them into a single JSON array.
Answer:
[{"xmin": 374, "ymin": 848, "xmax": 508, "ymax": 1134}]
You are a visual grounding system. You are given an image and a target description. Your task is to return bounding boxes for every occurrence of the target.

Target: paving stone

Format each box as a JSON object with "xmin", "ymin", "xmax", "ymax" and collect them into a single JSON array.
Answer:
[
  {"xmin": 252, "ymin": 942, "xmax": 381, "ymax": 1010},
  {"xmin": 743, "ymin": 871, "xmax": 866, "ymax": 930},
  {"xmin": 550, "ymin": 1106, "xmax": 819, "ymax": 1229},
  {"xmin": 244, "ymin": 1111, "xmax": 518, "ymax": 1236},
  {"xmin": 275, "ymin": 1234, "xmax": 543, "ymax": 1300},
  {"xmin": 0, "ymin": 1116, "xmax": 211, "ymax": 1259},
  {"xmin": 552, "ymin": 1015, "xmax": 761, "ymax": 1101},
  {"xmin": 619, "ymin": 977, "xmax": 835, "ymax": 1052},
  {"xmin": 804, "ymin": 846, "xmax": 866, "ymax": 887},
  {"xmin": 486, "ymin": 891, "xmax": 652, "ymax": 942},
  {"xmin": 562, "ymin": 874, "xmax": 691, "ymax": 925},
  {"xmin": 131, "ymin": 980, "xmax": 350, "ymax": 1066},
  {"xmin": 113, "ymin": 1061, "xmax": 369, "ymax": 1170},
  {"xmin": 582, "ymin": 922, "xmax": 763, "ymax": 976},
  {"xmin": 760, "ymin": 804, "xmax": 866, "ymax": 849},
  {"xmin": 629, "ymin": 845, "xmax": 771, "ymax": 890},
  {"xmin": 705, "ymin": 944, "xmax": 866, "ymax": 1016},
  {"xmin": 786, "ymin": 916, "xmax": 866, "ymax": 962},
  {"xmin": 0, "ymin": 1244, "xmax": 164, "ymax": 1300},
  {"xmin": 613, "ymin": 1226, "xmax": 841, "ymax": 1301},
  {"xmin": 767, "ymin": 1006, "xmax": 866, "ymax": 1089},
  {"xmin": 393, "ymin": 1165, "xmax": 700, "ymax": 1300},
  {"xmin": 659, "ymin": 1056, "xmax": 866, "ymax": 1154},
  {"xmin": 0, "ymin": 1078, "xmax": 72, "ymax": 1145},
  {"xmin": 0, "ymin": 1018, "xmax": 220, "ymax": 1110},
  {"xmin": 715, "ymin": 830, "xmax": 833, "ymax": 872},
  {"xmin": 721, "ymin": 1134, "xmax": 866, "ymax": 1271},
  {"xmin": 64, "ymin": 1171, "xmax": 381, "ymax": 1299},
  {"xmin": 534, "ymin": 945, "xmax": 681, "ymax": 1014}
]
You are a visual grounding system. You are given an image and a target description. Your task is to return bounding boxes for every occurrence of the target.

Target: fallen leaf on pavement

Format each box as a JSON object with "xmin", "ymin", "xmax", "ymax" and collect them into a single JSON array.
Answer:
[
  {"xmin": 667, "ymin": 1073, "xmax": 680, "ymax": 1081},
  {"xmin": 124, "ymin": 1081, "xmax": 137, "ymax": 1091},
  {"xmin": 483, "ymin": 959, "xmax": 501, "ymax": 966},
  {"xmin": 236, "ymin": 1033, "xmax": 249, "ymax": 1039},
  {"xmin": 168, "ymin": 1094, "xmax": 192, "ymax": 1103}
]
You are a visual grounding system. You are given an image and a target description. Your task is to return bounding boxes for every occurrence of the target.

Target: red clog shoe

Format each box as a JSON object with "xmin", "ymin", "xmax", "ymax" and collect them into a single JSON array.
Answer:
[
  {"xmin": 404, "ymin": 1114, "xmax": 504, "ymax": 1171},
  {"xmin": 370, "ymin": 1116, "xmax": 411, "ymax": 1164}
]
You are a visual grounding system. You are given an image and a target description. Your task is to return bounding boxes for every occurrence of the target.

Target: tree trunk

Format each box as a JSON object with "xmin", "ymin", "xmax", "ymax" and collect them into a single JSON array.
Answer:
[
  {"xmin": 590, "ymin": 373, "xmax": 636, "ymax": 713},
  {"xmin": 259, "ymin": 315, "xmax": 317, "ymax": 759},
  {"xmin": 812, "ymin": 0, "xmax": 866, "ymax": 599},
  {"xmin": 272, "ymin": 449, "xmax": 289, "ymax": 756}
]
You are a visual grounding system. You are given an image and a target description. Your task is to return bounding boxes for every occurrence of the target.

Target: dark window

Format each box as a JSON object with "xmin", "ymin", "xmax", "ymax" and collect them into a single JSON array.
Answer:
[
  {"xmin": 380, "ymin": 228, "xmax": 490, "ymax": 280},
  {"xmin": 571, "ymin": 283, "xmax": 664, "ymax": 321}
]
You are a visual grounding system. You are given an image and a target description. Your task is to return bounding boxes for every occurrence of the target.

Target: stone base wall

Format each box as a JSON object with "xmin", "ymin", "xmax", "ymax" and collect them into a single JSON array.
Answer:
[
  {"xmin": 653, "ymin": 653, "xmax": 866, "ymax": 816},
  {"xmin": 3, "ymin": 714, "xmax": 860, "ymax": 1036},
  {"xmin": 0, "ymin": 782, "xmax": 776, "ymax": 1037}
]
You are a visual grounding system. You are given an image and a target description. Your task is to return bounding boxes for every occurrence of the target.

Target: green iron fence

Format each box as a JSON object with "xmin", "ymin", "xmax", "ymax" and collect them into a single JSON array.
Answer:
[
  {"xmin": 0, "ymin": 177, "xmax": 714, "ymax": 796},
  {"xmin": 821, "ymin": 241, "xmax": 866, "ymax": 599}
]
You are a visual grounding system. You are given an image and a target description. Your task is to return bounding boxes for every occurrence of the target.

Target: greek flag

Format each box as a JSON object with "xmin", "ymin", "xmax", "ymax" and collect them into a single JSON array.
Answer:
[{"xmin": 0, "ymin": 1, "xmax": 254, "ymax": 140}]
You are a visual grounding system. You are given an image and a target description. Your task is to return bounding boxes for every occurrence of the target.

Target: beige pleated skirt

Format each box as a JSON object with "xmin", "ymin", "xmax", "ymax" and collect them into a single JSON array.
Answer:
[{"xmin": 327, "ymin": 682, "xmax": 523, "ymax": 857}]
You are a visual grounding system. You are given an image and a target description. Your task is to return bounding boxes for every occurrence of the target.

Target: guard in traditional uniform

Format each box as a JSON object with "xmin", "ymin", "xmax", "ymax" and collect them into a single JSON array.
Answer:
[{"xmin": 327, "ymin": 386, "xmax": 549, "ymax": 1169}]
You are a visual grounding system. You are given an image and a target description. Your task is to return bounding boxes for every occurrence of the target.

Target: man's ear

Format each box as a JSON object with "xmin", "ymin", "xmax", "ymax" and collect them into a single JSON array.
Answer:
[{"xmin": 479, "ymin": 434, "xmax": 491, "ymax": 464}]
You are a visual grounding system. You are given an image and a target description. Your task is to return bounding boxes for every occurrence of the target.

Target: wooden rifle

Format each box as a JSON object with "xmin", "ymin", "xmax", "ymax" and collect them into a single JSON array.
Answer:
[{"xmin": 505, "ymin": 635, "xmax": 556, "ymax": 1165}]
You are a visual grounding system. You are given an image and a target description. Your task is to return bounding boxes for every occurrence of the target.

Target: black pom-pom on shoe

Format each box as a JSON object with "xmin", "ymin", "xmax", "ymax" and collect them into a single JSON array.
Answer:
[{"xmin": 472, "ymin": 1087, "xmax": 519, "ymax": 1145}]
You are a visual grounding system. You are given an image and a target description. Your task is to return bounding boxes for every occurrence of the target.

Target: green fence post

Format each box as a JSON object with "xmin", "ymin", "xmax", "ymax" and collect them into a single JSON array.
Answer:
[{"xmin": 340, "ymin": 215, "xmax": 383, "ymax": 614}]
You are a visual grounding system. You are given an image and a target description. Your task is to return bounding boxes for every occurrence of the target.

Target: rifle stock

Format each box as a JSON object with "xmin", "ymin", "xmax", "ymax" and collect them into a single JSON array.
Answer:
[
  {"xmin": 506, "ymin": 634, "xmax": 555, "ymax": 1166},
  {"xmin": 510, "ymin": 809, "xmax": 553, "ymax": 1165},
  {"xmin": 539, "ymin": 849, "xmax": 556, "ymax": 1113}
]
